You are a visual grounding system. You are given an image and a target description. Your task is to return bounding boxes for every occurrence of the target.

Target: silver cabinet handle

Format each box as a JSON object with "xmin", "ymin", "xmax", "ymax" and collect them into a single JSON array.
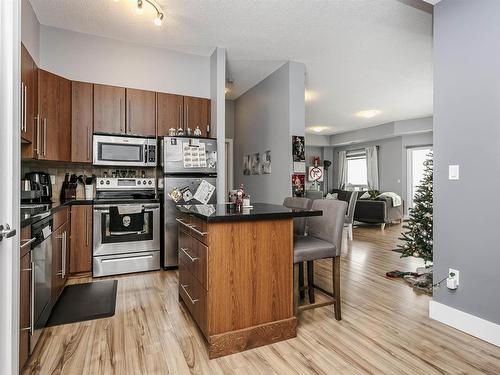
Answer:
[
  {"xmin": 43, "ymin": 118, "xmax": 47, "ymax": 156},
  {"xmin": 24, "ymin": 84, "xmax": 27, "ymax": 132},
  {"xmin": 120, "ymin": 98, "xmax": 124, "ymax": 133},
  {"xmin": 175, "ymin": 218, "xmax": 191, "ymax": 229},
  {"xmin": 20, "ymin": 237, "xmax": 36, "ymax": 249},
  {"xmin": 85, "ymin": 209, "xmax": 89, "ymax": 247},
  {"xmin": 180, "ymin": 247, "xmax": 198, "ymax": 262},
  {"xmin": 178, "ymin": 105, "xmax": 182, "ymax": 128},
  {"xmin": 186, "ymin": 105, "xmax": 189, "ymax": 130},
  {"xmin": 180, "ymin": 284, "xmax": 199, "ymax": 304},
  {"xmin": 26, "ymin": 260, "xmax": 35, "ymax": 334},
  {"xmin": 190, "ymin": 225, "xmax": 207, "ymax": 236},
  {"xmin": 62, "ymin": 231, "xmax": 67, "ymax": 278},
  {"xmin": 20, "ymin": 263, "xmax": 33, "ymax": 332},
  {"xmin": 101, "ymin": 254, "xmax": 153, "ymax": 263},
  {"xmin": 35, "ymin": 115, "xmax": 40, "ymax": 155},
  {"xmin": 127, "ymin": 98, "xmax": 131, "ymax": 134},
  {"xmin": 87, "ymin": 127, "xmax": 91, "ymax": 161},
  {"xmin": 20, "ymin": 82, "xmax": 24, "ymax": 131}
]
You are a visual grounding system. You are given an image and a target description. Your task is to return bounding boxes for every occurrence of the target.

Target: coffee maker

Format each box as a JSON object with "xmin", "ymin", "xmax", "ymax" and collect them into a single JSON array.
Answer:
[{"xmin": 24, "ymin": 172, "xmax": 53, "ymax": 203}]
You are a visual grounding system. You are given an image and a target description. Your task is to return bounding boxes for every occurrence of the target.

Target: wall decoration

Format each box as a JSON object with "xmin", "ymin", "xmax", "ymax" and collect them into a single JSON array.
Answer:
[
  {"xmin": 292, "ymin": 174, "xmax": 305, "ymax": 197},
  {"xmin": 292, "ymin": 136, "xmax": 305, "ymax": 162},
  {"xmin": 293, "ymin": 161, "xmax": 306, "ymax": 173},
  {"xmin": 251, "ymin": 153, "xmax": 261, "ymax": 175},
  {"xmin": 308, "ymin": 166, "xmax": 324, "ymax": 182},
  {"xmin": 243, "ymin": 155, "xmax": 251, "ymax": 175},
  {"xmin": 261, "ymin": 150, "xmax": 272, "ymax": 174}
]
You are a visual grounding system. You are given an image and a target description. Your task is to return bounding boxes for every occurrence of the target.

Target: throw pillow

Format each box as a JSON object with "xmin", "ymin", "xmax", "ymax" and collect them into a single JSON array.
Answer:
[
  {"xmin": 360, "ymin": 192, "xmax": 371, "ymax": 199},
  {"xmin": 325, "ymin": 193, "xmax": 338, "ymax": 200}
]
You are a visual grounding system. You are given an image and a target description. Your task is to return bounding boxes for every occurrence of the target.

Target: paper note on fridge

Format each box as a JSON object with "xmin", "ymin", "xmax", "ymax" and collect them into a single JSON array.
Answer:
[
  {"xmin": 166, "ymin": 142, "xmax": 183, "ymax": 162},
  {"xmin": 183, "ymin": 142, "xmax": 207, "ymax": 168},
  {"xmin": 194, "ymin": 180, "xmax": 216, "ymax": 204}
]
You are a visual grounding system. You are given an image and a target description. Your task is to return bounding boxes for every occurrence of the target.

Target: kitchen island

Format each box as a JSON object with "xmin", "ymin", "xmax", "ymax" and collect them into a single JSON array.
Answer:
[{"xmin": 176, "ymin": 203, "xmax": 321, "ymax": 358}]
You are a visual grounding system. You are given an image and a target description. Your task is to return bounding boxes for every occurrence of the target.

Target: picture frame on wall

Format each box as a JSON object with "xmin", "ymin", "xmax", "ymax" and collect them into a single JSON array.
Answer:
[
  {"xmin": 251, "ymin": 153, "xmax": 261, "ymax": 175},
  {"xmin": 261, "ymin": 150, "xmax": 271, "ymax": 174},
  {"xmin": 292, "ymin": 136, "xmax": 305, "ymax": 162},
  {"xmin": 243, "ymin": 155, "xmax": 251, "ymax": 175}
]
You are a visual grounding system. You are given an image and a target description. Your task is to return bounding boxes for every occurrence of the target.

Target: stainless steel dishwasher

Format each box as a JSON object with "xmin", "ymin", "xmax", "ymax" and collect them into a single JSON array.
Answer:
[{"xmin": 30, "ymin": 216, "xmax": 53, "ymax": 353}]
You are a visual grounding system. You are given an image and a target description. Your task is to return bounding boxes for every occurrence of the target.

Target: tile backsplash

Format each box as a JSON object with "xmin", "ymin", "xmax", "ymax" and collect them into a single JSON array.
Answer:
[{"xmin": 21, "ymin": 161, "xmax": 157, "ymax": 201}]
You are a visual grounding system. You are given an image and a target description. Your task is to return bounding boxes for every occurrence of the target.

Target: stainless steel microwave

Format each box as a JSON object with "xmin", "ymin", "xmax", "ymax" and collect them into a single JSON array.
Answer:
[{"xmin": 93, "ymin": 135, "xmax": 157, "ymax": 167}]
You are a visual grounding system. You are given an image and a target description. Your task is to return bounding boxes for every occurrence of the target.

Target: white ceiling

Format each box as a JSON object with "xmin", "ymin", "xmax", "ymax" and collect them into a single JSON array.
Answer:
[{"xmin": 30, "ymin": 0, "xmax": 433, "ymax": 134}]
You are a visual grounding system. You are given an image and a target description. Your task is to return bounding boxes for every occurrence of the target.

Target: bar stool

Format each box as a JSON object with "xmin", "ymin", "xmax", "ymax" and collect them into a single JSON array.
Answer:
[
  {"xmin": 283, "ymin": 197, "xmax": 312, "ymax": 300},
  {"xmin": 293, "ymin": 199, "xmax": 347, "ymax": 320}
]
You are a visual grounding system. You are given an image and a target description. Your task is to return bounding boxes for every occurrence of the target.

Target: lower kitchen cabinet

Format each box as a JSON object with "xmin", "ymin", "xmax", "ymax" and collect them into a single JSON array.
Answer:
[
  {"xmin": 52, "ymin": 221, "xmax": 70, "ymax": 302},
  {"xmin": 70, "ymin": 205, "xmax": 92, "ymax": 274}
]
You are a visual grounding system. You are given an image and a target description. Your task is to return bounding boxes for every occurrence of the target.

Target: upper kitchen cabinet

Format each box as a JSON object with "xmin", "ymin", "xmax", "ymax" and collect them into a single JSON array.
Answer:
[
  {"xmin": 20, "ymin": 44, "xmax": 38, "ymax": 151},
  {"xmin": 71, "ymin": 82, "xmax": 93, "ymax": 163},
  {"xmin": 157, "ymin": 92, "xmax": 184, "ymax": 136},
  {"xmin": 184, "ymin": 96, "xmax": 211, "ymax": 137},
  {"xmin": 38, "ymin": 70, "xmax": 71, "ymax": 161},
  {"xmin": 94, "ymin": 84, "xmax": 126, "ymax": 135},
  {"xmin": 126, "ymin": 88, "xmax": 156, "ymax": 137}
]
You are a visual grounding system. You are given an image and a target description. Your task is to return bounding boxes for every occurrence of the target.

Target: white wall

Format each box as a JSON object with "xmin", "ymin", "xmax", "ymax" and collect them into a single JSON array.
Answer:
[
  {"xmin": 39, "ymin": 25, "xmax": 210, "ymax": 97},
  {"xmin": 234, "ymin": 61, "xmax": 305, "ymax": 204},
  {"xmin": 21, "ymin": 0, "xmax": 40, "ymax": 64}
]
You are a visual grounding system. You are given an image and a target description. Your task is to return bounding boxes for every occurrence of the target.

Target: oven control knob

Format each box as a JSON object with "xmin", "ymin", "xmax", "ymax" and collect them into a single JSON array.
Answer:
[
  {"xmin": 143, "ymin": 180, "xmax": 147, "ymax": 185},
  {"xmin": 148, "ymin": 180, "xmax": 152, "ymax": 185},
  {"xmin": 100, "ymin": 180, "xmax": 104, "ymax": 185},
  {"xmin": 106, "ymin": 180, "xmax": 110, "ymax": 185},
  {"xmin": 137, "ymin": 180, "xmax": 140, "ymax": 185}
]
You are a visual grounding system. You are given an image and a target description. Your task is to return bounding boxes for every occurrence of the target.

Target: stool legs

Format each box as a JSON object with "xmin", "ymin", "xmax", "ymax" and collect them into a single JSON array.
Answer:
[
  {"xmin": 307, "ymin": 261, "xmax": 315, "ymax": 303},
  {"xmin": 293, "ymin": 263, "xmax": 299, "ymax": 315},
  {"xmin": 332, "ymin": 256, "xmax": 341, "ymax": 320}
]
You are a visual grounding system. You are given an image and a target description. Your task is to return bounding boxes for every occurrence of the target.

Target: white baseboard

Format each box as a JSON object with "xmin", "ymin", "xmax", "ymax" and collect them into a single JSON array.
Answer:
[{"xmin": 429, "ymin": 300, "xmax": 500, "ymax": 347}]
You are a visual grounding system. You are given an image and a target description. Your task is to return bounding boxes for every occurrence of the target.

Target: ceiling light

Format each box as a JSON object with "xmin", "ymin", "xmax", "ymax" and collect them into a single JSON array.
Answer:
[
  {"xmin": 154, "ymin": 12, "xmax": 164, "ymax": 26},
  {"xmin": 356, "ymin": 109, "xmax": 381, "ymax": 119},
  {"xmin": 308, "ymin": 126, "xmax": 328, "ymax": 133}
]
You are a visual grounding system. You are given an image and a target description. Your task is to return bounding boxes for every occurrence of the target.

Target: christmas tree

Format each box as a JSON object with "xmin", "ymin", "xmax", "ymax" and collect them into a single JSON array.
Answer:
[{"xmin": 399, "ymin": 152, "xmax": 433, "ymax": 264}]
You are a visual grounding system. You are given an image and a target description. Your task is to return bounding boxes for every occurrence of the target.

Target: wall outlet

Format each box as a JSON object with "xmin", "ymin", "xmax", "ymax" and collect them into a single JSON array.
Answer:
[{"xmin": 447, "ymin": 268, "xmax": 459, "ymax": 290}]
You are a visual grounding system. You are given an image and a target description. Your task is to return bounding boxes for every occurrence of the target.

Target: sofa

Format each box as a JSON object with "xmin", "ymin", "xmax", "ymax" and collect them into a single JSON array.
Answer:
[{"xmin": 331, "ymin": 189, "xmax": 404, "ymax": 229}]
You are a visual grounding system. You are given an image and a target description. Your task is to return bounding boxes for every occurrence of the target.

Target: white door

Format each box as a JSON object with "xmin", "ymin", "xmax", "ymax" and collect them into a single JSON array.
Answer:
[
  {"xmin": 407, "ymin": 146, "xmax": 432, "ymax": 210},
  {"xmin": 0, "ymin": 1, "xmax": 21, "ymax": 374}
]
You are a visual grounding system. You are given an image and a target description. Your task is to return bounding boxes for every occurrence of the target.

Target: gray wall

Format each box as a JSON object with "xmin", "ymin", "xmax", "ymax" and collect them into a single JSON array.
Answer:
[
  {"xmin": 21, "ymin": 0, "xmax": 40, "ymax": 64},
  {"xmin": 225, "ymin": 100, "xmax": 235, "ymax": 139},
  {"xmin": 234, "ymin": 62, "xmax": 305, "ymax": 204},
  {"xmin": 434, "ymin": 0, "xmax": 500, "ymax": 324}
]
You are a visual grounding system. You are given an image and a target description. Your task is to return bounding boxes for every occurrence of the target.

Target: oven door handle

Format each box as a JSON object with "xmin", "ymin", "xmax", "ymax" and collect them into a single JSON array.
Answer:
[
  {"xmin": 101, "ymin": 254, "xmax": 153, "ymax": 263},
  {"xmin": 109, "ymin": 230, "xmax": 146, "ymax": 236}
]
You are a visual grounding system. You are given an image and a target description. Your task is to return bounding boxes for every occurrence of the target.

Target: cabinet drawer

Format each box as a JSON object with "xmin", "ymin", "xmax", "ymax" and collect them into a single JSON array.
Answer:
[
  {"xmin": 189, "ymin": 216, "xmax": 208, "ymax": 245},
  {"xmin": 178, "ymin": 228, "xmax": 208, "ymax": 290},
  {"xmin": 53, "ymin": 207, "xmax": 70, "ymax": 230},
  {"xmin": 179, "ymin": 263, "xmax": 207, "ymax": 336}
]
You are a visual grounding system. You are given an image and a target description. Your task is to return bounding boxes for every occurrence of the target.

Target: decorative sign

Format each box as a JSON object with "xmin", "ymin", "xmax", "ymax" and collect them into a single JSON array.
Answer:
[{"xmin": 308, "ymin": 166, "xmax": 324, "ymax": 182}]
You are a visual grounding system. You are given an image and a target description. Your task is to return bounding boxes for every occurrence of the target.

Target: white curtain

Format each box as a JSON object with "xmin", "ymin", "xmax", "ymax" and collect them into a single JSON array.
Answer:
[
  {"xmin": 337, "ymin": 151, "xmax": 347, "ymax": 189},
  {"xmin": 366, "ymin": 146, "xmax": 379, "ymax": 190}
]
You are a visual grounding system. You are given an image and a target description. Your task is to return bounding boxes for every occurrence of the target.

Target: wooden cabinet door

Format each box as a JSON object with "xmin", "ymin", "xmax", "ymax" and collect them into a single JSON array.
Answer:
[
  {"xmin": 184, "ymin": 96, "xmax": 211, "ymax": 137},
  {"xmin": 126, "ymin": 88, "xmax": 156, "ymax": 136},
  {"xmin": 157, "ymin": 92, "xmax": 183, "ymax": 136},
  {"xmin": 56, "ymin": 76, "xmax": 72, "ymax": 162},
  {"xmin": 38, "ymin": 70, "xmax": 58, "ymax": 160},
  {"xmin": 51, "ymin": 221, "xmax": 69, "ymax": 302},
  {"xmin": 38, "ymin": 70, "xmax": 71, "ymax": 161},
  {"xmin": 94, "ymin": 84, "xmax": 126, "ymax": 135},
  {"xmin": 21, "ymin": 44, "xmax": 36, "ymax": 144},
  {"xmin": 71, "ymin": 82, "xmax": 93, "ymax": 163},
  {"xmin": 70, "ymin": 205, "xmax": 92, "ymax": 274},
  {"xmin": 19, "ymin": 251, "xmax": 31, "ymax": 370}
]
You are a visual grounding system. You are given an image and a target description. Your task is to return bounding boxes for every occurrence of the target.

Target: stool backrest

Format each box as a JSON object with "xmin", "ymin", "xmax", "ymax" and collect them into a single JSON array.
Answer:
[
  {"xmin": 309, "ymin": 199, "xmax": 347, "ymax": 256},
  {"xmin": 283, "ymin": 197, "xmax": 312, "ymax": 236}
]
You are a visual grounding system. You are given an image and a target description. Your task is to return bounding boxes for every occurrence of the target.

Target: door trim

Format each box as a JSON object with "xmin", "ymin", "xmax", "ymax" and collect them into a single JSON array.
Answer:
[{"xmin": 0, "ymin": 0, "xmax": 21, "ymax": 373}]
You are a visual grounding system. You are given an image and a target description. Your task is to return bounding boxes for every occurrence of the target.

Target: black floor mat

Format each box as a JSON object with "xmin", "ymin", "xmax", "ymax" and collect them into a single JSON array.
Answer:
[{"xmin": 46, "ymin": 280, "xmax": 117, "ymax": 327}]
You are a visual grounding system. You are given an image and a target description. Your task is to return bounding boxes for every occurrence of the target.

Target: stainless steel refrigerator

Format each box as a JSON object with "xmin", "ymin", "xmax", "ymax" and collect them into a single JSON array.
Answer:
[{"xmin": 161, "ymin": 136, "xmax": 217, "ymax": 268}]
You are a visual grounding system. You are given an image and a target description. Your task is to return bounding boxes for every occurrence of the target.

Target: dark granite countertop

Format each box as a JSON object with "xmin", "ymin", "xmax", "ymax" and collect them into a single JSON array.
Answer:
[
  {"xmin": 176, "ymin": 203, "xmax": 322, "ymax": 223},
  {"xmin": 21, "ymin": 198, "xmax": 160, "ymax": 227}
]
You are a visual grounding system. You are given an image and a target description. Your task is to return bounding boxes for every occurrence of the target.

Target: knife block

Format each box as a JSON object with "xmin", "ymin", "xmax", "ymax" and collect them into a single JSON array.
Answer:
[{"xmin": 60, "ymin": 182, "xmax": 77, "ymax": 201}]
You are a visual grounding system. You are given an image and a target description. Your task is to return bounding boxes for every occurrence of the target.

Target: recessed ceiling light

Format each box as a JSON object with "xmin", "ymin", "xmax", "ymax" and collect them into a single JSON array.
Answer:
[
  {"xmin": 356, "ymin": 109, "xmax": 381, "ymax": 119},
  {"xmin": 308, "ymin": 126, "xmax": 328, "ymax": 133}
]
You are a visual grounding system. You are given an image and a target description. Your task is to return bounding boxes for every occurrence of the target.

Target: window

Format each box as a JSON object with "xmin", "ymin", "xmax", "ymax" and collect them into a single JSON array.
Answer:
[
  {"xmin": 346, "ymin": 150, "xmax": 367, "ymax": 187},
  {"xmin": 407, "ymin": 146, "xmax": 432, "ymax": 209}
]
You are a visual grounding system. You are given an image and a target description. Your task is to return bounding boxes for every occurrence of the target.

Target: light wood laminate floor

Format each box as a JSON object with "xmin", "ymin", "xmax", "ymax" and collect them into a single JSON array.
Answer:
[{"xmin": 25, "ymin": 224, "xmax": 500, "ymax": 374}]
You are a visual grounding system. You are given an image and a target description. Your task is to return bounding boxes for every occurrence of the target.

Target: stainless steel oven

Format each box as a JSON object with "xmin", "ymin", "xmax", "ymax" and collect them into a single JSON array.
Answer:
[
  {"xmin": 93, "ymin": 202, "xmax": 160, "ymax": 277},
  {"xmin": 93, "ymin": 135, "xmax": 157, "ymax": 167}
]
